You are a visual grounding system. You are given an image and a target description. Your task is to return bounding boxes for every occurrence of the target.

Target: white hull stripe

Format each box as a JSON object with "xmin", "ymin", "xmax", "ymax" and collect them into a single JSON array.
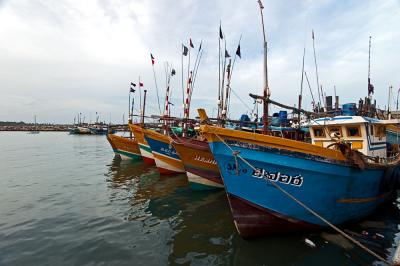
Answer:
[
  {"xmin": 154, "ymin": 158, "xmax": 185, "ymax": 173},
  {"xmin": 187, "ymin": 172, "xmax": 223, "ymax": 188},
  {"xmin": 139, "ymin": 147, "xmax": 154, "ymax": 159},
  {"xmin": 152, "ymin": 151, "xmax": 182, "ymax": 163}
]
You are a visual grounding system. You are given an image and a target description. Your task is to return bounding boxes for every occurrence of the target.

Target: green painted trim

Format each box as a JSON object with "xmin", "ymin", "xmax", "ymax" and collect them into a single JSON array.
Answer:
[
  {"xmin": 114, "ymin": 149, "xmax": 142, "ymax": 160},
  {"xmin": 138, "ymin": 143, "xmax": 152, "ymax": 153}
]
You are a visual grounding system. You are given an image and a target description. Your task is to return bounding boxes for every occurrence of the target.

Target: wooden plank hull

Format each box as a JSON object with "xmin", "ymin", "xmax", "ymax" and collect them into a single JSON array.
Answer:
[
  {"xmin": 106, "ymin": 133, "xmax": 142, "ymax": 160},
  {"xmin": 129, "ymin": 123, "xmax": 155, "ymax": 165},
  {"xmin": 172, "ymin": 136, "xmax": 223, "ymax": 190}
]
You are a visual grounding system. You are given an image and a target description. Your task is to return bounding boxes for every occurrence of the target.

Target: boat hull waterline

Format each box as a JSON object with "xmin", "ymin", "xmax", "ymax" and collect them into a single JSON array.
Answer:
[
  {"xmin": 106, "ymin": 133, "xmax": 142, "ymax": 161},
  {"xmin": 128, "ymin": 123, "xmax": 155, "ymax": 165},
  {"xmin": 143, "ymin": 129, "xmax": 185, "ymax": 174},
  {"xmin": 172, "ymin": 137, "xmax": 223, "ymax": 190}
]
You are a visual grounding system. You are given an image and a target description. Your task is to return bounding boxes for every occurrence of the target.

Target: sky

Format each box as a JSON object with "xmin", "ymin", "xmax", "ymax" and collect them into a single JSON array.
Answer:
[{"xmin": 0, "ymin": 0, "xmax": 399, "ymax": 124}]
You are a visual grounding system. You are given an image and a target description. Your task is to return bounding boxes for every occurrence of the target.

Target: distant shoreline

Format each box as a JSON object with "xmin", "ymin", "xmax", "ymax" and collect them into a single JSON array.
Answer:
[{"xmin": 0, "ymin": 126, "xmax": 70, "ymax": 132}]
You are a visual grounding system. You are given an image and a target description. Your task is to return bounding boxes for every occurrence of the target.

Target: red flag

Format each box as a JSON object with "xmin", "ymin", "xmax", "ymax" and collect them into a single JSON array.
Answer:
[
  {"xmin": 150, "ymin": 53, "xmax": 155, "ymax": 65},
  {"xmin": 189, "ymin": 38, "xmax": 194, "ymax": 48},
  {"xmin": 139, "ymin": 82, "xmax": 144, "ymax": 87}
]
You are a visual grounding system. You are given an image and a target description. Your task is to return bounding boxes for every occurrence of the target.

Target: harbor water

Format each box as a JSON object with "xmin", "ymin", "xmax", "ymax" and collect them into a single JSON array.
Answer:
[{"xmin": 1, "ymin": 132, "xmax": 400, "ymax": 265}]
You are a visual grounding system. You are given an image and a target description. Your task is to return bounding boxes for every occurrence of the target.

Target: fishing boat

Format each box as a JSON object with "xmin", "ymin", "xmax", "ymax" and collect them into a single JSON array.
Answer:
[
  {"xmin": 200, "ymin": 111, "xmax": 400, "ymax": 237},
  {"xmin": 197, "ymin": 1, "xmax": 400, "ymax": 238},
  {"xmin": 106, "ymin": 130, "xmax": 142, "ymax": 160},
  {"xmin": 129, "ymin": 123, "xmax": 155, "ymax": 165},
  {"xmin": 143, "ymin": 127, "xmax": 185, "ymax": 174},
  {"xmin": 69, "ymin": 126, "xmax": 91, "ymax": 134},
  {"xmin": 172, "ymin": 136, "xmax": 223, "ymax": 190},
  {"xmin": 90, "ymin": 124, "xmax": 116, "ymax": 135}
]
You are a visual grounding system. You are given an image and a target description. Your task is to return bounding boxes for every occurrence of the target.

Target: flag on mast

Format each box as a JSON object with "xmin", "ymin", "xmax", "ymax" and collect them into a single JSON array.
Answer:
[
  {"xmin": 130, "ymin": 87, "xmax": 135, "ymax": 93},
  {"xmin": 236, "ymin": 44, "xmax": 241, "ymax": 58},
  {"xmin": 189, "ymin": 38, "xmax": 194, "ymax": 48},
  {"xmin": 225, "ymin": 49, "xmax": 231, "ymax": 58},
  {"xmin": 131, "ymin": 82, "xmax": 136, "ymax": 87},
  {"xmin": 182, "ymin": 45, "xmax": 189, "ymax": 56},
  {"xmin": 150, "ymin": 53, "xmax": 155, "ymax": 65},
  {"xmin": 139, "ymin": 82, "xmax": 144, "ymax": 87},
  {"xmin": 219, "ymin": 26, "xmax": 223, "ymax": 39}
]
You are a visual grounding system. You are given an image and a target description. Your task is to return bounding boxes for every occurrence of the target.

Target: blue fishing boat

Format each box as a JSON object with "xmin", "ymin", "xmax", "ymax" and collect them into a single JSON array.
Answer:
[{"xmin": 200, "ymin": 113, "xmax": 400, "ymax": 237}]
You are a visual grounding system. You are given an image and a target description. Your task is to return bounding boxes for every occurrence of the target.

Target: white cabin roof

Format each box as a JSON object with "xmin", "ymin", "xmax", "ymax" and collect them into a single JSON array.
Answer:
[{"xmin": 309, "ymin": 116, "xmax": 399, "ymax": 126}]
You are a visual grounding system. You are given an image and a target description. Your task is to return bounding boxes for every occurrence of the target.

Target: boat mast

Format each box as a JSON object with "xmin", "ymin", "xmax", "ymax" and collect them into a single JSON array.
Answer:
[
  {"xmin": 218, "ymin": 22, "xmax": 222, "ymax": 119},
  {"xmin": 141, "ymin": 89, "xmax": 147, "ymax": 126},
  {"xmin": 258, "ymin": 0, "xmax": 269, "ymax": 135},
  {"xmin": 312, "ymin": 30, "xmax": 321, "ymax": 112},
  {"xmin": 298, "ymin": 47, "xmax": 305, "ymax": 128}
]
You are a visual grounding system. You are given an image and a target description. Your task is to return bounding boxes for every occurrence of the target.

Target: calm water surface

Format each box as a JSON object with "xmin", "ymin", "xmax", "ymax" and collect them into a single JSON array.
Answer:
[{"xmin": 1, "ymin": 132, "xmax": 400, "ymax": 265}]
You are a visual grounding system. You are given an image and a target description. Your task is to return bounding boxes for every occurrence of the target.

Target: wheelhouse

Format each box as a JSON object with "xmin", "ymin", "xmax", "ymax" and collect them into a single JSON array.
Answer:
[{"xmin": 309, "ymin": 116, "xmax": 395, "ymax": 159}]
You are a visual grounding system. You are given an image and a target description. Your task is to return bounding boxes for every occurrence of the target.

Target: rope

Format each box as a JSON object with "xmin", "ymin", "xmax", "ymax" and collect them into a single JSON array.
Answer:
[{"xmin": 212, "ymin": 132, "xmax": 390, "ymax": 264}]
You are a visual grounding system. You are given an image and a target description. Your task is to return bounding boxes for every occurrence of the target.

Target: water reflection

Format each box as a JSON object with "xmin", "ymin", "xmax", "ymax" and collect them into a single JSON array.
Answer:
[{"xmin": 105, "ymin": 157, "xmax": 400, "ymax": 265}]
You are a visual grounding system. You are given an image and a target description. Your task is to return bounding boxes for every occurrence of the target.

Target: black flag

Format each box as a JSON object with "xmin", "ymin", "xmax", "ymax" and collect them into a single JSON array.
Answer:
[
  {"xmin": 130, "ymin": 87, "xmax": 135, "ymax": 93},
  {"xmin": 190, "ymin": 38, "xmax": 194, "ymax": 48},
  {"xmin": 236, "ymin": 44, "xmax": 241, "ymax": 58},
  {"xmin": 183, "ymin": 45, "xmax": 188, "ymax": 56},
  {"xmin": 131, "ymin": 82, "xmax": 136, "ymax": 87},
  {"xmin": 219, "ymin": 26, "xmax": 223, "ymax": 39},
  {"xmin": 171, "ymin": 69, "xmax": 176, "ymax": 76},
  {"xmin": 225, "ymin": 49, "xmax": 230, "ymax": 58},
  {"xmin": 368, "ymin": 78, "xmax": 374, "ymax": 95}
]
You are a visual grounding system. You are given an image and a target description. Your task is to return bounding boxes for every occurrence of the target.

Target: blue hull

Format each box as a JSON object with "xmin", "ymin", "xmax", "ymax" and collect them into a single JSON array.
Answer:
[{"xmin": 208, "ymin": 140, "xmax": 397, "ymax": 235}]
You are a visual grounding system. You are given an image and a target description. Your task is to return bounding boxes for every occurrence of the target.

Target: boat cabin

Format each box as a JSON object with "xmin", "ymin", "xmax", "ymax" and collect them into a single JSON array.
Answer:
[{"xmin": 309, "ymin": 116, "xmax": 395, "ymax": 159}]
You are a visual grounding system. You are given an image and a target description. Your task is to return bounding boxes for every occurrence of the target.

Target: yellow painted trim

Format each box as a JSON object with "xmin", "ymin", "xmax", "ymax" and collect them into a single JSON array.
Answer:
[
  {"xmin": 142, "ymin": 128, "xmax": 170, "ymax": 144},
  {"xmin": 314, "ymin": 141, "xmax": 323, "ymax": 147},
  {"xmin": 387, "ymin": 124, "xmax": 400, "ymax": 133},
  {"xmin": 200, "ymin": 125, "xmax": 346, "ymax": 161},
  {"xmin": 129, "ymin": 123, "xmax": 149, "ymax": 146},
  {"xmin": 351, "ymin": 141, "xmax": 363, "ymax": 149},
  {"xmin": 337, "ymin": 193, "xmax": 389, "ymax": 203}
]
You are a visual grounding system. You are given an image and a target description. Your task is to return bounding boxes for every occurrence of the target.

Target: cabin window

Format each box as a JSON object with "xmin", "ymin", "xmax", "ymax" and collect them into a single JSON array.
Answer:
[
  {"xmin": 313, "ymin": 127, "xmax": 325, "ymax": 138},
  {"xmin": 329, "ymin": 127, "xmax": 342, "ymax": 138},
  {"xmin": 347, "ymin": 126, "xmax": 361, "ymax": 137}
]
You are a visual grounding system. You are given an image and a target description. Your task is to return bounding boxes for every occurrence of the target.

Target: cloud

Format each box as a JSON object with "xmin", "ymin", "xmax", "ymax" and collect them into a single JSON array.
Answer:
[{"xmin": 0, "ymin": 0, "xmax": 399, "ymax": 123}]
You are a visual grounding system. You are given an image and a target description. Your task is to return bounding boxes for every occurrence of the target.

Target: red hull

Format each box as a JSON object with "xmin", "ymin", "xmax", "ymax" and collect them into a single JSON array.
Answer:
[
  {"xmin": 227, "ymin": 193, "xmax": 319, "ymax": 238},
  {"xmin": 142, "ymin": 157, "xmax": 155, "ymax": 165},
  {"xmin": 157, "ymin": 167, "xmax": 181, "ymax": 175}
]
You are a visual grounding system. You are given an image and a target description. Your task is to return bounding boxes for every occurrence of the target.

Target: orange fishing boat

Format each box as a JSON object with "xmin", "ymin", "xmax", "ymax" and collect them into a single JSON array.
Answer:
[
  {"xmin": 142, "ymin": 128, "xmax": 185, "ymax": 174},
  {"xmin": 106, "ymin": 133, "xmax": 142, "ymax": 160},
  {"xmin": 172, "ymin": 136, "xmax": 223, "ymax": 190},
  {"xmin": 129, "ymin": 123, "xmax": 155, "ymax": 165}
]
